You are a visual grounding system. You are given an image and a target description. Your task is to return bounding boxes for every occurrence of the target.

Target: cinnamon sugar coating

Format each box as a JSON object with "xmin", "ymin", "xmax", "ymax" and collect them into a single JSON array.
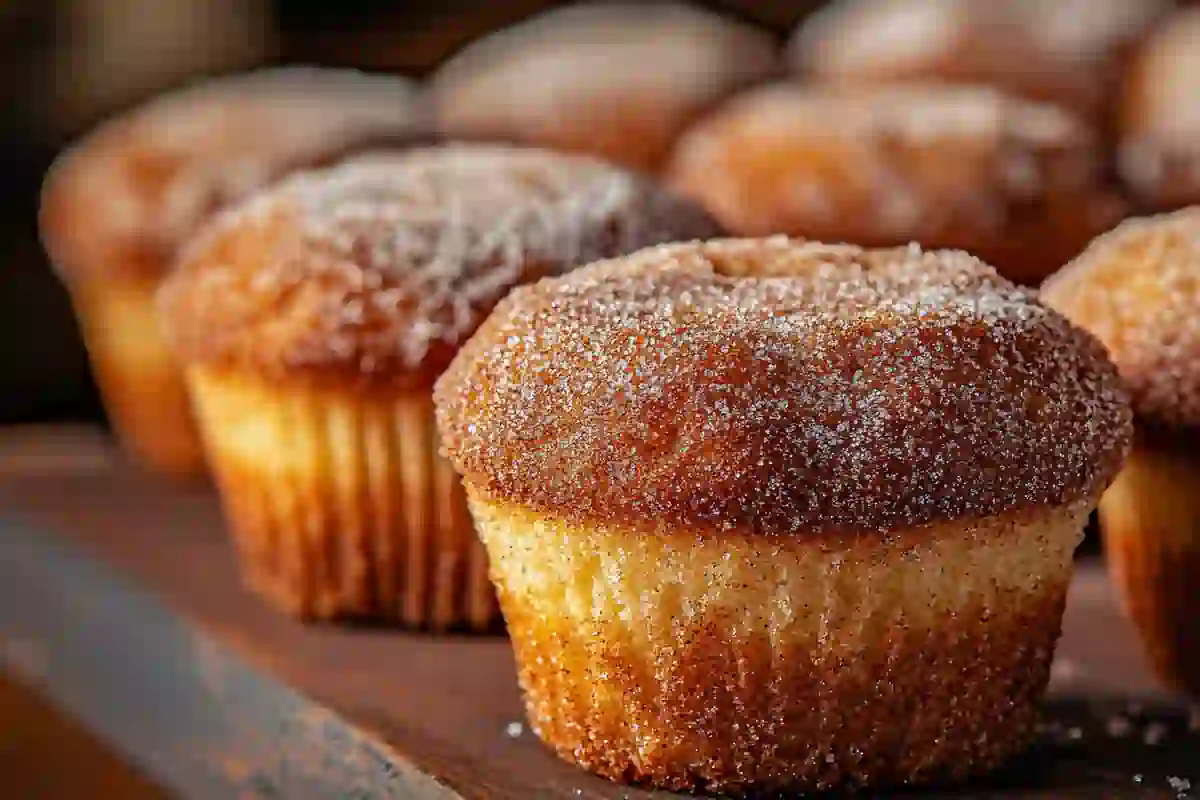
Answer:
[
  {"xmin": 1042, "ymin": 208, "xmax": 1200, "ymax": 428},
  {"xmin": 666, "ymin": 83, "xmax": 1124, "ymax": 285},
  {"xmin": 40, "ymin": 67, "xmax": 427, "ymax": 285},
  {"xmin": 158, "ymin": 145, "xmax": 720, "ymax": 387},
  {"xmin": 436, "ymin": 238, "xmax": 1132, "ymax": 536}
]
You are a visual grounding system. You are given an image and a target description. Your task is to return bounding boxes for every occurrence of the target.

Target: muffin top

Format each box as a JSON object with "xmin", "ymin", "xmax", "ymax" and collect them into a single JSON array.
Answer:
[
  {"xmin": 436, "ymin": 237, "xmax": 1132, "ymax": 537},
  {"xmin": 790, "ymin": 0, "xmax": 1168, "ymax": 119},
  {"xmin": 430, "ymin": 2, "xmax": 778, "ymax": 172},
  {"xmin": 667, "ymin": 83, "xmax": 1117, "ymax": 282},
  {"xmin": 40, "ymin": 67, "xmax": 426, "ymax": 285},
  {"xmin": 1042, "ymin": 208, "xmax": 1200, "ymax": 429},
  {"xmin": 1119, "ymin": 8, "xmax": 1200, "ymax": 209},
  {"xmin": 158, "ymin": 144, "xmax": 721, "ymax": 388}
]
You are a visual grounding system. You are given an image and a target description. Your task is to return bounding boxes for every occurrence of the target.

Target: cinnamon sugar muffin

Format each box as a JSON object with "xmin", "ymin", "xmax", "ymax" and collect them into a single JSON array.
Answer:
[
  {"xmin": 430, "ymin": 2, "xmax": 779, "ymax": 174},
  {"xmin": 667, "ymin": 83, "xmax": 1124, "ymax": 285},
  {"xmin": 1118, "ymin": 8, "xmax": 1200, "ymax": 210},
  {"xmin": 39, "ymin": 67, "xmax": 426, "ymax": 478},
  {"xmin": 1042, "ymin": 208, "xmax": 1200, "ymax": 698},
  {"xmin": 435, "ymin": 238, "xmax": 1132, "ymax": 792},
  {"xmin": 157, "ymin": 144, "xmax": 720, "ymax": 626},
  {"xmin": 790, "ymin": 0, "xmax": 1170, "ymax": 125}
]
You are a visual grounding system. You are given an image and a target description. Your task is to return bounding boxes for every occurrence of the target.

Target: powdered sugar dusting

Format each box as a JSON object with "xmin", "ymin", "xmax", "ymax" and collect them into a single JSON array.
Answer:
[
  {"xmin": 436, "ymin": 237, "xmax": 1132, "ymax": 535},
  {"xmin": 1042, "ymin": 207, "xmax": 1200, "ymax": 427},
  {"xmin": 161, "ymin": 144, "xmax": 719, "ymax": 380}
]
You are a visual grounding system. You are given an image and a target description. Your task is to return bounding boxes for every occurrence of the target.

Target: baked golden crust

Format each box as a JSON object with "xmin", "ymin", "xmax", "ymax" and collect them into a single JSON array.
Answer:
[
  {"xmin": 1042, "ymin": 208, "xmax": 1200, "ymax": 428},
  {"xmin": 790, "ymin": 0, "xmax": 1168, "ymax": 122},
  {"xmin": 158, "ymin": 145, "xmax": 720, "ymax": 388},
  {"xmin": 471, "ymin": 491, "xmax": 1086, "ymax": 792},
  {"xmin": 1118, "ymin": 8, "xmax": 1200, "ymax": 210},
  {"xmin": 430, "ymin": 2, "xmax": 779, "ymax": 173},
  {"xmin": 1099, "ymin": 429, "xmax": 1200, "ymax": 698},
  {"xmin": 39, "ymin": 67, "xmax": 427, "ymax": 285},
  {"xmin": 666, "ymin": 83, "xmax": 1123, "ymax": 284},
  {"xmin": 435, "ymin": 237, "xmax": 1132, "ymax": 537}
]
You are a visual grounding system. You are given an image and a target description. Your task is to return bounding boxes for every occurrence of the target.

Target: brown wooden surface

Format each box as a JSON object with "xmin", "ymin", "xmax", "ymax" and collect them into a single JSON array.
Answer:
[
  {"xmin": 0, "ymin": 426, "xmax": 1196, "ymax": 798},
  {"xmin": 0, "ymin": 672, "xmax": 169, "ymax": 799}
]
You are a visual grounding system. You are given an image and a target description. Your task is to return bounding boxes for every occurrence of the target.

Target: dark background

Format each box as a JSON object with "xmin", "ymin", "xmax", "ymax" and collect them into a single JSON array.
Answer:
[{"xmin": 0, "ymin": 0, "xmax": 819, "ymax": 427}]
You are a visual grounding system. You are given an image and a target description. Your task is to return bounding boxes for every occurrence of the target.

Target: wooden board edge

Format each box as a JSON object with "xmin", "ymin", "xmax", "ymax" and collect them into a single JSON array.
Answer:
[{"xmin": 0, "ymin": 513, "xmax": 465, "ymax": 800}]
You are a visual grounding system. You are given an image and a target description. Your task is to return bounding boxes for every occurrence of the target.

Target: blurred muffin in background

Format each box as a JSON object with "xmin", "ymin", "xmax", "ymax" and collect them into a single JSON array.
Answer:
[
  {"xmin": 157, "ymin": 144, "xmax": 720, "ymax": 626},
  {"xmin": 790, "ymin": 0, "xmax": 1171, "ymax": 126},
  {"xmin": 1119, "ymin": 8, "xmax": 1200, "ymax": 210},
  {"xmin": 430, "ymin": 2, "xmax": 779, "ymax": 174},
  {"xmin": 667, "ymin": 83, "xmax": 1124, "ymax": 285},
  {"xmin": 38, "ymin": 67, "xmax": 427, "ymax": 478},
  {"xmin": 1041, "ymin": 208, "xmax": 1200, "ymax": 700}
]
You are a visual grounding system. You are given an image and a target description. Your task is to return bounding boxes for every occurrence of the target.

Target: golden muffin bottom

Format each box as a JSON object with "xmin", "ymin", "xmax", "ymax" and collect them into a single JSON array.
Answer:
[
  {"xmin": 72, "ymin": 278, "xmax": 206, "ymax": 478},
  {"xmin": 1100, "ymin": 431, "xmax": 1200, "ymax": 698},
  {"xmin": 188, "ymin": 368, "xmax": 497, "ymax": 629},
  {"xmin": 469, "ymin": 489, "xmax": 1088, "ymax": 793}
]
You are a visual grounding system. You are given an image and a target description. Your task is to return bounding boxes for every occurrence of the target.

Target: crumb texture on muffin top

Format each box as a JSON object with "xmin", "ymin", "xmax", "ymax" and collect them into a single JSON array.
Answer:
[
  {"xmin": 436, "ymin": 237, "xmax": 1132, "ymax": 537},
  {"xmin": 40, "ymin": 67, "xmax": 426, "ymax": 285},
  {"xmin": 665, "ymin": 83, "xmax": 1116, "ymax": 269},
  {"xmin": 158, "ymin": 145, "xmax": 720, "ymax": 387},
  {"xmin": 1042, "ymin": 207, "xmax": 1200, "ymax": 428}
]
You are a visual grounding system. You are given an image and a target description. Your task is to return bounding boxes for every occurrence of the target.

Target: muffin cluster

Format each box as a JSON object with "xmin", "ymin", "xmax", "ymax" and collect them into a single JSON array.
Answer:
[{"xmin": 37, "ymin": 0, "xmax": 1200, "ymax": 793}]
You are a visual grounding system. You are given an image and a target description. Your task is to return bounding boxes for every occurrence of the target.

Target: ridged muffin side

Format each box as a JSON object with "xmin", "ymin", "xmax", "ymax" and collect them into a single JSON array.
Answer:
[
  {"xmin": 435, "ymin": 237, "xmax": 1132, "ymax": 791},
  {"xmin": 471, "ymin": 490, "xmax": 1086, "ymax": 792},
  {"xmin": 190, "ymin": 368, "xmax": 493, "ymax": 627},
  {"xmin": 73, "ymin": 279, "xmax": 205, "ymax": 477}
]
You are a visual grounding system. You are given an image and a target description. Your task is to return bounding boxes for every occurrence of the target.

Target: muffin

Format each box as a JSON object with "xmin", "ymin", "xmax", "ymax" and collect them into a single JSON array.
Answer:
[
  {"xmin": 667, "ymin": 83, "xmax": 1124, "ymax": 285},
  {"xmin": 1042, "ymin": 207, "xmax": 1200, "ymax": 698},
  {"xmin": 435, "ymin": 238, "xmax": 1132, "ymax": 792},
  {"xmin": 38, "ymin": 67, "xmax": 426, "ymax": 478},
  {"xmin": 157, "ymin": 144, "xmax": 721, "ymax": 627},
  {"xmin": 430, "ymin": 2, "xmax": 779, "ymax": 174},
  {"xmin": 790, "ymin": 0, "xmax": 1170, "ymax": 125},
  {"xmin": 1118, "ymin": 8, "xmax": 1200, "ymax": 210}
]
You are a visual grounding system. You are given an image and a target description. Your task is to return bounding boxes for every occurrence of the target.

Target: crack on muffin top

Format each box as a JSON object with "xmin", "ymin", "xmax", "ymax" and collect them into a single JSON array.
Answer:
[
  {"xmin": 1042, "ymin": 207, "xmax": 1200, "ymax": 429},
  {"xmin": 436, "ymin": 237, "xmax": 1132, "ymax": 537},
  {"xmin": 158, "ymin": 144, "xmax": 720, "ymax": 386}
]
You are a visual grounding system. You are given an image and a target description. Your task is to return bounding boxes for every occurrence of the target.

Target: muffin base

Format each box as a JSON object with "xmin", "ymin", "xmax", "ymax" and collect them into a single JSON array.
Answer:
[
  {"xmin": 468, "ymin": 490, "xmax": 1088, "ymax": 793},
  {"xmin": 72, "ymin": 279, "xmax": 206, "ymax": 478},
  {"xmin": 1099, "ymin": 433, "xmax": 1200, "ymax": 697},
  {"xmin": 188, "ymin": 368, "xmax": 497, "ymax": 629}
]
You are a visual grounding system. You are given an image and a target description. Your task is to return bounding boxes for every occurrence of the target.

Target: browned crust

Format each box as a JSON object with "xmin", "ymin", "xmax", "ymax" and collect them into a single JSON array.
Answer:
[
  {"xmin": 1041, "ymin": 207, "xmax": 1200, "ymax": 428},
  {"xmin": 157, "ymin": 145, "xmax": 721, "ymax": 387},
  {"xmin": 195, "ymin": 380, "xmax": 499, "ymax": 630},
  {"xmin": 666, "ymin": 83, "xmax": 1124, "ymax": 285},
  {"xmin": 429, "ymin": 2, "xmax": 780, "ymax": 173},
  {"xmin": 435, "ymin": 237, "xmax": 1132, "ymax": 537},
  {"xmin": 39, "ymin": 67, "xmax": 427, "ymax": 286},
  {"xmin": 1098, "ymin": 431, "xmax": 1200, "ymax": 697},
  {"xmin": 789, "ymin": 0, "xmax": 1168, "ymax": 123},
  {"xmin": 501, "ymin": 564, "xmax": 1066, "ymax": 792},
  {"xmin": 1118, "ymin": 8, "xmax": 1200, "ymax": 210}
]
